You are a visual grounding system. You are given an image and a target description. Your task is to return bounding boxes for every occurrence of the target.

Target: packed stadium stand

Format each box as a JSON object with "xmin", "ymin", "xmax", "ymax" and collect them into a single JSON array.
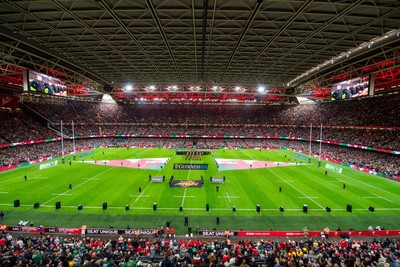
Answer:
[
  {"xmin": 0, "ymin": 1, "xmax": 400, "ymax": 261},
  {"xmin": 1, "ymin": 93, "xmax": 399, "ymax": 178},
  {"xmin": 0, "ymin": 231, "xmax": 399, "ymax": 267}
]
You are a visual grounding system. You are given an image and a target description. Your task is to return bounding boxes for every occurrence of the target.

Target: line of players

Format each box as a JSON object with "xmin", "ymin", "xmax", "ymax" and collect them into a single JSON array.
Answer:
[{"xmin": 185, "ymin": 151, "xmax": 203, "ymax": 160}]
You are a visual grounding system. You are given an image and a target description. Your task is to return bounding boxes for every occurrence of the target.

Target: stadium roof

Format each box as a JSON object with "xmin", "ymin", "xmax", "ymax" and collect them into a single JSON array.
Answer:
[{"xmin": 0, "ymin": 0, "xmax": 400, "ymax": 102}]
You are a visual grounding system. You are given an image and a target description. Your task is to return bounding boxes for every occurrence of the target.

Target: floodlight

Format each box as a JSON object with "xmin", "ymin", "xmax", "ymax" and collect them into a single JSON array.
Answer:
[
  {"xmin": 125, "ymin": 85, "xmax": 133, "ymax": 91},
  {"xmin": 257, "ymin": 86, "xmax": 265, "ymax": 93}
]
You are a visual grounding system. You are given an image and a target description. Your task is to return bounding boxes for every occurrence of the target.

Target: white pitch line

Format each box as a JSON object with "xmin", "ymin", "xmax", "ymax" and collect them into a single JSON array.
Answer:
[
  {"xmin": 370, "ymin": 192, "xmax": 394, "ymax": 203},
  {"xmin": 42, "ymin": 167, "xmax": 115, "ymax": 205},
  {"xmin": 181, "ymin": 158, "xmax": 193, "ymax": 207},
  {"xmin": 129, "ymin": 194, "xmax": 150, "ymax": 197},
  {"xmin": 51, "ymin": 193, "xmax": 72, "ymax": 196},
  {"xmin": 298, "ymin": 197, "xmax": 319, "ymax": 199},
  {"xmin": 181, "ymin": 186, "xmax": 188, "ymax": 207},
  {"xmin": 363, "ymin": 196, "xmax": 380, "ymax": 199},
  {"xmin": 315, "ymin": 165, "xmax": 400, "ymax": 199},
  {"xmin": 218, "ymin": 193, "xmax": 240, "ymax": 204},
  {"xmin": 226, "ymin": 192, "xmax": 231, "ymax": 203},
  {"xmin": 268, "ymin": 169, "xmax": 325, "ymax": 210},
  {"xmin": 132, "ymin": 191, "xmax": 146, "ymax": 204},
  {"xmin": 0, "ymin": 168, "xmax": 44, "ymax": 184}
]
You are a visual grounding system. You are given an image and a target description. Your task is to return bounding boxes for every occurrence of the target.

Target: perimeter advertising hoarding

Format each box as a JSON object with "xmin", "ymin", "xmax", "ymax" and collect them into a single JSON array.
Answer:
[
  {"xmin": 26, "ymin": 70, "xmax": 67, "ymax": 96},
  {"xmin": 173, "ymin": 163, "xmax": 208, "ymax": 170},
  {"xmin": 331, "ymin": 76, "xmax": 370, "ymax": 101}
]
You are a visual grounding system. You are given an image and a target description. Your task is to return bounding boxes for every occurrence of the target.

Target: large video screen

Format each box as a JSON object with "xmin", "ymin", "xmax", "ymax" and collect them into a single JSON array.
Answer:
[
  {"xmin": 27, "ymin": 70, "xmax": 67, "ymax": 96},
  {"xmin": 331, "ymin": 76, "xmax": 369, "ymax": 101}
]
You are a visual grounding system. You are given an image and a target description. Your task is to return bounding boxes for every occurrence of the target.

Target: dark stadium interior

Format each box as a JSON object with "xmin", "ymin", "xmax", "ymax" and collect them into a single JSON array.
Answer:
[{"xmin": 0, "ymin": 1, "xmax": 400, "ymax": 266}]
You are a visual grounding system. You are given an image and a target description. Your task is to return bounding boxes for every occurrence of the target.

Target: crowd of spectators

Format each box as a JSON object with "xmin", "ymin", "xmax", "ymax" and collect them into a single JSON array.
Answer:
[
  {"xmin": 0, "ymin": 231, "xmax": 399, "ymax": 267},
  {"xmin": 16, "ymin": 93, "xmax": 400, "ymax": 150},
  {"xmin": 0, "ymin": 93, "xmax": 399, "ymax": 176},
  {"xmin": 280, "ymin": 141, "xmax": 400, "ymax": 178},
  {"xmin": 1, "ymin": 95, "xmax": 400, "ymax": 148},
  {"xmin": 23, "ymin": 93, "xmax": 400, "ymax": 126},
  {"xmin": 0, "ymin": 110, "xmax": 54, "ymax": 143},
  {"xmin": 45, "ymin": 125, "xmax": 397, "ymax": 152},
  {"xmin": 0, "ymin": 138, "xmax": 399, "ymax": 178}
]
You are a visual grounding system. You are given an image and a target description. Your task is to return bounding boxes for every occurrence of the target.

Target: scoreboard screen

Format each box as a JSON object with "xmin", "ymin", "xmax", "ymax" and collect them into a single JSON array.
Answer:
[
  {"xmin": 331, "ymin": 76, "xmax": 370, "ymax": 101},
  {"xmin": 26, "ymin": 70, "xmax": 67, "ymax": 96}
]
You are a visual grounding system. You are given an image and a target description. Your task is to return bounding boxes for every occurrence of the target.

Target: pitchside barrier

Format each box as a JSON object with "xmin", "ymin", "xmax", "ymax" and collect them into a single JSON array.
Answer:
[
  {"xmin": 6, "ymin": 226, "xmax": 400, "ymax": 238},
  {"xmin": 151, "ymin": 176, "xmax": 164, "ymax": 182}
]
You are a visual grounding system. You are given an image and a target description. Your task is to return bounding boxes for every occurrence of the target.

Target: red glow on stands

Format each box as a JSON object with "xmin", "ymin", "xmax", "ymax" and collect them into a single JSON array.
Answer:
[
  {"xmin": 331, "ymin": 73, "xmax": 351, "ymax": 83},
  {"xmin": 0, "ymin": 65, "xmax": 24, "ymax": 87},
  {"xmin": 312, "ymin": 88, "xmax": 331, "ymax": 98},
  {"xmin": 265, "ymin": 89, "xmax": 284, "ymax": 101},
  {"xmin": 111, "ymin": 86, "xmax": 290, "ymax": 102},
  {"xmin": 374, "ymin": 66, "xmax": 400, "ymax": 79},
  {"xmin": 46, "ymin": 68, "xmax": 65, "ymax": 78},
  {"xmin": 0, "ymin": 75, "xmax": 23, "ymax": 86},
  {"xmin": 68, "ymin": 86, "xmax": 88, "ymax": 95},
  {"xmin": 374, "ymin": 66, "xmax": 400, "ymax": 90},
  {"xmin": 333, "ymin": 60, "xmax": 397, "ymax": 84},
  {"xmin": 113, "ymin": 87, "xmax": 130, "ymax": 99},
  {"xmin": 266, "ymin": 95, "xmax": 284, "ymax": 101},
  {"xmin": 363, "ymin": 60, "xmax": 394, "ymax": 73},
  {"xmin": 114, "ymin": 94, "xmax": 127, "ymax": 99}
]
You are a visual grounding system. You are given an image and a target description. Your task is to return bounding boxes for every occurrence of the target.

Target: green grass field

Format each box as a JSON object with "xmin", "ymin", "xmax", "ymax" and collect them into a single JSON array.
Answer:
[{"xmin": 1, "ymin": 147, "xmax": 399, "ymax": 234}]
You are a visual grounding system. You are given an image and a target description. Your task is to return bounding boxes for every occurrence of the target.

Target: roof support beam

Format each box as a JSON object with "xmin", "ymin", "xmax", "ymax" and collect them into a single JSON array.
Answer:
[
  {"xmin": 145, "ymin": 0, "xmax": 182, "ymax": 81},
  {"xmin": 200, "ymin": 0, "xmax": 208, "ymax": 82},
  {"xmin": 220, "ymin": 0, "xmax": 264, "ymax": 82}
]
